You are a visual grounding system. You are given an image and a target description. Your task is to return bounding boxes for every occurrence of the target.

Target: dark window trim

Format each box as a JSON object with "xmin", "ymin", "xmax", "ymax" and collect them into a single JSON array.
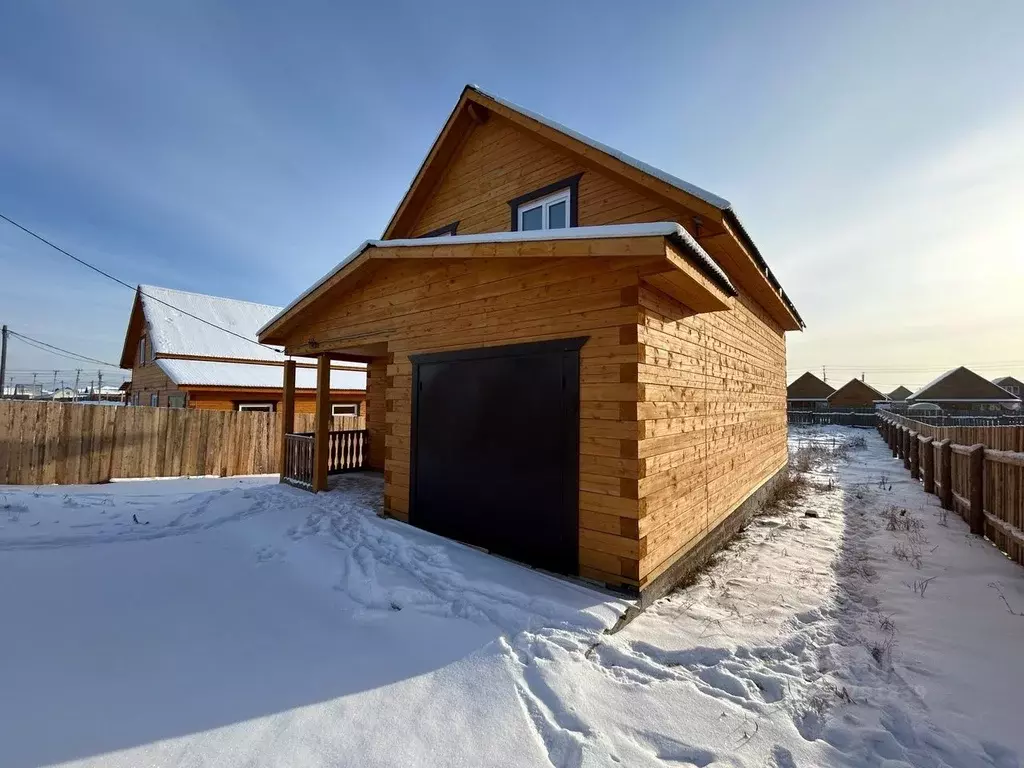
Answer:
[
  {"xmin": 508, "ymin": 173, "xmax": 583, "ymax": 231},
  {"xmin": 408, "ymin": 336, "xmax": 586, "ymax": 575},
  {"xmin": 417, "ymin": 221, "xmax": 460, "ymax": 238}
]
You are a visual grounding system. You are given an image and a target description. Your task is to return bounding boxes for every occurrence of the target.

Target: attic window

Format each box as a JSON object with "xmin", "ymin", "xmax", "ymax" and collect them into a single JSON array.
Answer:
[
  {"xmin": 138, "ymin": 336, "xmax": 147, "ymax": 367},
  {"xmin": 508, "ymin": 173, "xmax": 582, "ymax": 232}
]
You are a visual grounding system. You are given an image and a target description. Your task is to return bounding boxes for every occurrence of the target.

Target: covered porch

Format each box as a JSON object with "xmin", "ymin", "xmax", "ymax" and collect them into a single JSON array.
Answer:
[{"xmin": 278, "ymin": 353, "xmax": 386, "ymax": 492}]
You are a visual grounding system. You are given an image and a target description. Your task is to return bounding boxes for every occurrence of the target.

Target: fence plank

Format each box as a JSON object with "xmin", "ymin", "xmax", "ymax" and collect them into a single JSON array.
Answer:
[{"xmin": 0, "ymin": 400, "xmax": 367, "ymax": 485}]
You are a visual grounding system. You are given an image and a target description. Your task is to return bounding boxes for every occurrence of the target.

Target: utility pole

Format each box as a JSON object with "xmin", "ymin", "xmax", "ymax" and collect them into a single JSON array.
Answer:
[
  {"xmin": 52, "ymin": 370, "xmax": 57, "ymax": 393},
  {"xmin": 0, "ymin": 324, "xmax": 8, "ymax": 399},
  {"xmin": 97, "ymin": 370, "xmax": 103, "ymax": 401},
  {"xmin": 821, "ymin": 365, "xmax": 826, "ymax": 384},
  {"xmin": 73, "ymin": 369, "xmax": 81, "ymax": 402}
]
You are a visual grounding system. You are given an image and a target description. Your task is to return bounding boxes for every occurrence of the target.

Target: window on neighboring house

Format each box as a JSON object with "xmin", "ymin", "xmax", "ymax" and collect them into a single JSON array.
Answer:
[
  {"xmin": 509, "ymin": 173, "xmax": 582, "ymax": 232},
  {"xmin": 332, "ymin": 403, "xmax": 359, "ymax": 416},
  {"xmin": 138, "ymin": 336, "xmax": 147, "ymax": 367},
  {"xmin": 238, "ymin": 403, "xmax": 274, "ymax": 412},
  {"xmin": 149, "ymin": 393, "xmax": 159, "ymax": 407},
  {"xmin": 168, "ymin": 394, "xmax": 186, "ymax": 409}
]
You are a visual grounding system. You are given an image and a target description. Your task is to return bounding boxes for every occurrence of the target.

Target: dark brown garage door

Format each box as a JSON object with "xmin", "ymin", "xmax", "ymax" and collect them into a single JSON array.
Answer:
[{"xmin": 409, "ymin": 338, "xmax": 585, "ymax": 575}]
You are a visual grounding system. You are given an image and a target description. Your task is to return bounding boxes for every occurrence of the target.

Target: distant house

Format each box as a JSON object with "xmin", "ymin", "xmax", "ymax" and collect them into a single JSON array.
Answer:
[
  {"xmin": 119, "ymin": 285, "xmax": 366, "ymax": 413},
  {"xmin": 993, "ymin": 376, "xmax": 1024, "ymax": 401},
  {"xmin": 827, "ymin": 378, "xmax": 889, "ymax": 409},
  {"xmin": 907, "ymin": 367, "xmax": 1022, "ymax": 413},
  {"xmin": 887, "ymin": 385, "xmax": 912, "ymax": 402},
  {"xmin": 787, "ymin": 372, "xmax": 835, "ymax": 411}
]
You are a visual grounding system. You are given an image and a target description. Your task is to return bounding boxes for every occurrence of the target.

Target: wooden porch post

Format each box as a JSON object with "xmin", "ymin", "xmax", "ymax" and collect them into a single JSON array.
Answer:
[
  {"xmin": 278, "ymin": 360, "xmax": 296, "ymax": 480},
  {"xmin": 312, "ymin": 355, "xmax": 331, "ymax": 492}
]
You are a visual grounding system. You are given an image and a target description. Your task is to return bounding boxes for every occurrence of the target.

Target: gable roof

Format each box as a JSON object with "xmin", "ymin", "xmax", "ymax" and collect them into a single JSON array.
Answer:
[
  {"xmin": 888, "ymin": 385, "xmax": 913, "ymax": 401},
  {"xmin": 258, "ymin": 223, "xmax": 735, "ymax": 344},
  {"xmin": 993, "ymin": 376, "xmax": 1024, "ymax": 391},
  {"xmin": 380, "ymin": 84, "xmax": 802, "ymax": 331},
  {"xmin": 787, "ymin": 372, "xmax": 835, "ymax": 400},
  {"xmin": 828, "ymin": 378, "xmax": 888, "ymax": 403},
  {"xmin": 120, "ymin": 285, "xmax": 286, "ymax": 367},
  {"xmin": 908, "ymin": 367, "xmax": 1022, "ymax": 402}
]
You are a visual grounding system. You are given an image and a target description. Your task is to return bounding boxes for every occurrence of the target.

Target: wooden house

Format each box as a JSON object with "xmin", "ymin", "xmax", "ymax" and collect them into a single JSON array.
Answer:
[
  {"xmin": 787, "ymin": 372, "xmax": 835, "ymax": 411},
  {"xmin": 258, "ymin": 85, "xmax": 804, "ymax": 600},
  {"xmin": 993, "ymin": 376, "xmax": 1024, "ymax": 402},
  {"xmin": 907, "ymin": 367, "xmax": 1022, "ymax": 413},
  {"xmin": 119, "ymin": 285, "xmax": 366, "ymax": 413},
  {"xmin": 887, "ymin": 385, "xmax": 912, "ymax": 402},
  {"xmin": 826, "ymin": 378, "xmax": 888, "ymax": 409}
]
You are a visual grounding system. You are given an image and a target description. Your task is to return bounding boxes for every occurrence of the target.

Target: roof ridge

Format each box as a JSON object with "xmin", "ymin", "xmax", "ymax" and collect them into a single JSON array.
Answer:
[{"xmin": 139, "ymin": 284, "xmax": 283, "ymax": 313}]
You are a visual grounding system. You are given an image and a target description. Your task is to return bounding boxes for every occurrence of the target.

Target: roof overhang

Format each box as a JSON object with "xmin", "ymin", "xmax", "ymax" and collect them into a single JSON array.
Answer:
[
  {"xmin": 379, "ymin": 84, "xmax": 804, "ymax": 332},
  {"xmin": 258, "ymin": 223, "xmax": 736, "ymax": 346}
]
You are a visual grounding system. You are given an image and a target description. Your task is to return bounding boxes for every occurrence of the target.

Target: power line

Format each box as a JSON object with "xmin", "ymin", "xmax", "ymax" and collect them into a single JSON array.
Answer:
[
  {"xmin": 7, "ymin": 331, "xmax": 118, "ymax": 366},
  {"xmin": 0, "ymin": 212, "xmax": 282, "ymax": 355}
]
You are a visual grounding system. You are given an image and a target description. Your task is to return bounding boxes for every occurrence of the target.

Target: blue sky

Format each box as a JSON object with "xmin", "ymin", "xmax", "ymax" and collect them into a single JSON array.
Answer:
[{"xmin": 2, "ymin": 0, "xmax": 1023, "ymax": 391}]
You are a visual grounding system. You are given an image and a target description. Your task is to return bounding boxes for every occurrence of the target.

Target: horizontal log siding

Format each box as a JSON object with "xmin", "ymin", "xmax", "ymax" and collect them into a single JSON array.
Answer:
[
  {"xmin": 405, "ymin": 115, "xmax": 690, "ymax": 239},
  {"xmin": 130, "ymin": 361, "xmax": 184, "ymax": 407},
  {"xmin": 636, "ymin": 284, "xmax": 788, "ymax": 586},
  {"xmin": 286, "ymin": 256, "xmax": 646, "ymax": 587},
  {"xmin": 365, "ymin": 357, "xmax": 387, "ymax": 470}
]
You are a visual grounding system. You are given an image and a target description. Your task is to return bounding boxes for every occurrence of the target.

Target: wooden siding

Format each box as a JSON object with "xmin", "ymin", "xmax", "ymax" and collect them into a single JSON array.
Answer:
[
  {"xmin": 404, "ymin": 114, "xmax": 692, "ymax": 240},
  {"xmin": 636, "ymin": 284, "xmax": 788, "ymax": 586},
  {"xmin": 130, "ymin": 360, "xmax": 184, "ymax": 407},
  {"xmin": 185, "ymin": 389, "xmax": 364, "ymax": 413},
  {"xmin": 285, "ymin": 255, "xmax": 647, "ymax": 587},
  {"xmin": 365, "ymin": 357, "xmax": 387, "ymax": 469}
]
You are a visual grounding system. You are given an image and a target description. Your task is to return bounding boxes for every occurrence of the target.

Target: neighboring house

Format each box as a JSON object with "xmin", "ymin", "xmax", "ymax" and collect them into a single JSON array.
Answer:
[
  {"xmin": 787, "ymin": 372, "xmax": 835, "ymax": 411},
  {"xmin": 887, "ymin": 385, "xmax": 912, "ymax": 402},
  {"xmin": 258, "ymin": 85, "xmax": 803, "ymax": 600},
  {"xmin": 119, "ymin": 285, "xmax": 366, "ymax": 413},
  {"xmin": 993, "ymin": 376, "xmax": 1024, "ymax": 401},
  {"xmin": 827, "ymin": 379, "xmax": 889, "ymax": 409},
  {"xmin": 907, "ymin": 367, "xmax": 1022, "ymax": 413}
]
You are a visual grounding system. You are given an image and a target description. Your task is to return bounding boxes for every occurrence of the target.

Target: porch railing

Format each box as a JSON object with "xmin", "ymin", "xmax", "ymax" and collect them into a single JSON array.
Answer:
[
  {"xmin": 327, "ymin": 429, "xmax": 369, "ymax": 474},
  {"xmin": 283, "ymin": 433, "xmax": 315, "ymax": 490},
  {"xmin": 282, "ymin": 429, "xmax": 369, "ymax": 490}
]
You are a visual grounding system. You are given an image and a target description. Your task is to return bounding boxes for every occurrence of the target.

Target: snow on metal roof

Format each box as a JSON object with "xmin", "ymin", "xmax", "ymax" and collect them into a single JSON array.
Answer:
[
  {"xmin": 467, "ymin": 86, "xmax": 732, "ymax": 210},
  {"xmin": 139, "ymin": 285, "xmax": 287, "ymax": 362},
  {"xmin": 907, "ymin": 367, "xmax": 1022, "ymax": 402},
  {"xmin": 259, "ymin": 222, "xmax": 733, "ymax": 337},
  {"xmin": 156, "ymin": 359, "xmax": 366, "ymax": 391}
]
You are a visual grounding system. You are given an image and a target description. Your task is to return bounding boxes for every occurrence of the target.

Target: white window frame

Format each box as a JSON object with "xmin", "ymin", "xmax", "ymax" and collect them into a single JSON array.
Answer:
[
  {"xmin": 517, "ymin": 188, "xmax": 571, "ymax": 231},
  {"xmin": 238, "ymin": 403, "xmax": 274, "ymax": 412},
  {"xmin": 138, "ymin": 336, "xmax": 147, "ymax": 367},
  {"xmin": 149, "ymin": 393, "xmax": 158, "ymax": 407},
  {"xmin": 332, "ymin": 403, "xmax": 359, "ymax": 416}
]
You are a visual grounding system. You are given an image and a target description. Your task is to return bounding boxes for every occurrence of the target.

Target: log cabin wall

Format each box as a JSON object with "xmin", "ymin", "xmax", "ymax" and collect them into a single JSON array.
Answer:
[
  {"xmin": 284, "ymin": 255, "xmax": 649, "ymax": 588},
  {"xmin": 365, "ymin": 357, "xmax": 387, "ymax": 470},
  {"xmin": 400, "ymin": 114, "xmax": 700, "ymax": 239},
  {"xmin": 636, "ymin": 285, "xmax": 788, "ymax": 587},
  {"xmin": 130, "ymin": 359, "xmax": 184, "ymax": 407}
]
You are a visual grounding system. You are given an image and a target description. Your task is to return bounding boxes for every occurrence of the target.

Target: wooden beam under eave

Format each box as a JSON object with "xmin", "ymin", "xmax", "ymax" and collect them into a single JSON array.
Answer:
[
  {"xmin": 701, "ymin": 229, "xmax": 801, "ymax": 331},
  {"xmin": 639, "ymin": 240, "xmax": 732, "ymax": 314}
]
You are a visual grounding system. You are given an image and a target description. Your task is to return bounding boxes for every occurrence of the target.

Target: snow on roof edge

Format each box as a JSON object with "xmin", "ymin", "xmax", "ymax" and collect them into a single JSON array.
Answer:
[{"xmin": 258, "ymin": 223, "xmax": 734, "ymax": 337}]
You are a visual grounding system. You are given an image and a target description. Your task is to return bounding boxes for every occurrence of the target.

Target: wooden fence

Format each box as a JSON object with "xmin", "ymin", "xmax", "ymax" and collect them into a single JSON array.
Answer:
[
  {"xmin": 878, "ymin": 412, "xmax": 1024, "ymax": 566},
  {"xmin": 0, "ymin": 400, "xmax": 364, "ymax": 485},
  {"xmin": 789, "ymin": 410, "xmax": 877, "ymax": 427}
]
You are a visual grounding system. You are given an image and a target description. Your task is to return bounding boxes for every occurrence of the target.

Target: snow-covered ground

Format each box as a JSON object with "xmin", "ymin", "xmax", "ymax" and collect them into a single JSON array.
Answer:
[{"xmin": 1, "ymin": 428, "xmax": 1022, "ymax": 768}]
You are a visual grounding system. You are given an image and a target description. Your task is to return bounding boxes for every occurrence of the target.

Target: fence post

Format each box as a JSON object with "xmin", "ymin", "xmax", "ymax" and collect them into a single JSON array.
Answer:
[
  {"xmin": 890, "ymin": 422, "xmax": 897, "ymax": 455},
  {"xmin": 938, "ymin": 439, "xmax": 952, "ymax": 511},
  {"xmin": 968, "ymin": 444, "xmax": 985, "ymax": 536},
  {"xmin": 909, "ymin": 431, "xmax": 920, "ymax": 479},
  {"xmin": 902, "ymin": 428, "xmax": 912, "ymax": 470},
  {"xmin": 921, "ymin": 436, "xmax": 934, "ymax": 494}
]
